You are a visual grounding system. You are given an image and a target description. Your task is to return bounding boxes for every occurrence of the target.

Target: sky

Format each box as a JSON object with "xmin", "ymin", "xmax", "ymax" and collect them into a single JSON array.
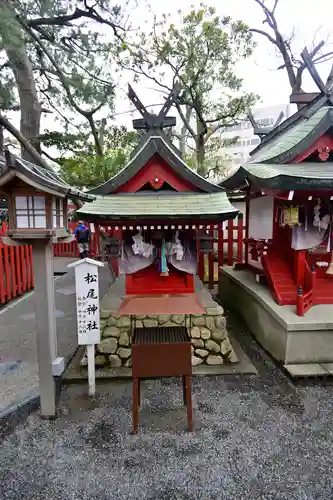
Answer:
[{"xmin": 113, "ymin": 0, "xmax": 333, "ymax": 128}]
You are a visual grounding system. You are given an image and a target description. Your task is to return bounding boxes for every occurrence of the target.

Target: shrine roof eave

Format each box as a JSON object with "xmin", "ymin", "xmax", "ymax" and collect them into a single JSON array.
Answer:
[
  {"xmin": 219, "ymin": 167, "xmax": 249, "ymax": 191},
  {"xmin": 249, "ymin": 94, "xmax": 333, "ymax": 158},
  {"xmin": 221, "ymin": 162, "xmax": 333, "ymax": 191},
  {"xmin": 250, "ymin": 106, "xmax": 333, "ymax": 164},
  {"xmin": 2, "ymin": 152, "xmax": 95, "ymax": 202},
  {"xmin": 89, "ymin": 135, "xmax": 223, "ymax": 195},
  {"xmin": 76, "ymin": 211, "xmax": 239, "ymax": 224}
]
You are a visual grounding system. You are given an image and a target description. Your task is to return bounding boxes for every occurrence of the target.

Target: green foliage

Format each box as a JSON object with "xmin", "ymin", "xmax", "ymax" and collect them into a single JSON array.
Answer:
[
  {"xmin": 0, "ymin": 0, "xmax": 131, "ymax": 155},
  {"xmin": 58, "ymin": 125, "xmax": 139, "ymax": 189},
  {"xmin": 39, "ymin": 130, "xmax": 87, "ymax": 153},
  {"xmin": 184, "ymin": 135, "xmax": 237, "ymax": 180},
  {"xmin": 0, "ymin": 77, "xmax": 18, "ymax": 111},
  {"xmin": 128, "ymin": 3, "xmax": 258, "ymax": 169}
]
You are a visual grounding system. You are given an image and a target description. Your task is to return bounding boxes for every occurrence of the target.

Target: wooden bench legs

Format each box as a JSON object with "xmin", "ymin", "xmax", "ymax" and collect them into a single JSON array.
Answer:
[{"xmin": 132, "ymin": 376, "xmax": 193, "ymax": 434}]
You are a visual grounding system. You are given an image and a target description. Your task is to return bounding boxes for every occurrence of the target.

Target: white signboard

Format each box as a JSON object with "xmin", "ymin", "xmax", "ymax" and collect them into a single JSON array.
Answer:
[
  {"xmin": 248, "ymin": 195, "xmax": 274, "ymax": 240},
  {"xmin": 68, "ymin": 258, "xmax": 104, "ymax": 345},
  {"xmin": 68, "ymin": 258, "xmax": 104, "ymax": 396}
]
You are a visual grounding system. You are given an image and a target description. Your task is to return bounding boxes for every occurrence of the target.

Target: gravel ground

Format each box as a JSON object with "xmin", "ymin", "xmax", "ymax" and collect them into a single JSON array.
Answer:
[
  {"xmin": 0, "ymin": 262, "xmax": 113, "ymax": 412},
  {"xmin": 1, "ymin": 314, "xmax": 333, "ymax": 500}
]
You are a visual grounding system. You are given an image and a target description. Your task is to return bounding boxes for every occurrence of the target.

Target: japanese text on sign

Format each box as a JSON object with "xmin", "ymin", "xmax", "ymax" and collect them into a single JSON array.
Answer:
[{"xmin": 72, "ymin": 262, "xmax": 102, "ymax": 345}]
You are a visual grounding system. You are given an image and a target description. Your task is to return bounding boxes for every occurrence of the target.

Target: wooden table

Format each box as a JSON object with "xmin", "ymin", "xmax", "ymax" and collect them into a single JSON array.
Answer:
[{"xmin": 113, "ymin": 293, "xmax": 205, "ymax": 434}]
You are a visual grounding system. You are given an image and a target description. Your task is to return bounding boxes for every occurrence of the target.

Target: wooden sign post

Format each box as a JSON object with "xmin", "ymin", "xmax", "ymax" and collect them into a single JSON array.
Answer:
[{"xmin": 68, "ymin": 258, "xmax": 104, "ymax": 396}]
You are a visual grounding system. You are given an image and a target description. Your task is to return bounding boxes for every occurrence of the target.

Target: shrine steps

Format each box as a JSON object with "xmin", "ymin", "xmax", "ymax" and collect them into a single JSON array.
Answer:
[
  {"xmin": 262, "ymin": 254, "xmax": 297, "ymax": 305},
  {"xmin": 263, "ymin": 253, "xmax": 333, "ymax": 305}
]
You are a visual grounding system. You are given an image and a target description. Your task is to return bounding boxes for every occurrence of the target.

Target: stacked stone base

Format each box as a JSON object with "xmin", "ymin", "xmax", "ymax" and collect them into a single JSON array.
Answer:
[{"xmin": 81, "ymin": 299, "xmax": 237, "ymax": 370}]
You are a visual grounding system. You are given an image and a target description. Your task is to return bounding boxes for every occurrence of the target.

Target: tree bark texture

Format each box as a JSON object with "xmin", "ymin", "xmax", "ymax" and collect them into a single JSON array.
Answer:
[
  {"xmin": 0, "ymin": 0, "xmax": 42, "ymax": 163},
  {"xmin": 195, "ymin": 116, "xmax": 206, "ymax": 176},
  {"xmin": 6, "ymin": 44, "xmax": 42, "ymax": 161}
]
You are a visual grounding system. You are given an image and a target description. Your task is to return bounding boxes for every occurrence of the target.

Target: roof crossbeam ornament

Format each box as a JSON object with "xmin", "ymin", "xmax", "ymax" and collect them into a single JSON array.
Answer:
[
  {"xmin": 128, "ymin": 84, "xmax": 150, "ymax": 120},
  {"xmin": 128, "ymin": 83, "xmax": 181, "ymax": 132},
  {"xmin": 157, "ymin": 82, "xmax": 181, "ymax": 121},
  {"xmin": 300, "ymin": 47, "xmax": 333, "ymax": 105},
  {"xmin": 247, "ymin": 110, "xmax": 284, "ymax": 139}
]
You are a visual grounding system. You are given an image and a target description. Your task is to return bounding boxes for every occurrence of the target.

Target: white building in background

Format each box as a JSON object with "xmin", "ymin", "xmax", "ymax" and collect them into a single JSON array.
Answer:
[{"xmin": 221, "ymin": 104, "xmax": 293, "ymax": 169}]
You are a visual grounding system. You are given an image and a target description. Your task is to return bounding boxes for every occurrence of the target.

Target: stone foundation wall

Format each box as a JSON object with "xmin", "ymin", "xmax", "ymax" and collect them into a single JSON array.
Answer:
[
  {"xmin": 81, "ymin": 303, "xmax": 237, "ymax": 370},
  {"xmin": 80, "ymin": 275, "xmax": 237, "ymax": 370}
]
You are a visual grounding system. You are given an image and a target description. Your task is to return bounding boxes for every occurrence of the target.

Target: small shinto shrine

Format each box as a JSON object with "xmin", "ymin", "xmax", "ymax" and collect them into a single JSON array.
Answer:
[
  {"xmin": 78, "ymin": 85, "xmax": 239, "ymax": 431},
  {"xmin": 220, "ymin": 48, "xmax": 333, "ymax": 369},
  {"xmin": 80, "ymin": 84, "xmax": 237, "ymax": 297}
]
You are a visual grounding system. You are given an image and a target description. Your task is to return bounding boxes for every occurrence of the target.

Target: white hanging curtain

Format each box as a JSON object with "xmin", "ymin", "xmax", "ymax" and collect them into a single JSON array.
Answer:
[{"xmin": 291, "ymin": 226, "xmax": 327, "ymax": 250}]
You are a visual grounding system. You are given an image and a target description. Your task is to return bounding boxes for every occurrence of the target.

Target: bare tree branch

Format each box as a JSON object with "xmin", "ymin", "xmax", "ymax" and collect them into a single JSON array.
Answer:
[
  {"xmin": 251, "ymin": 0, "xmax": 333, "ymax": 103},
  {"xmin": 40, "ymin": 148, "xmax": 61, "ymax": 164},
  {"xmin": 249, "ymin": 28, "xmax": 277, "ymax": 46},
  {"xmin": 313, "ymin": 51, "xmax": 333, "ymax": 64},
  {"xmin": 0, "ymin": 114, "xmax": 51, "ymax": 170},
  {"xmin": 25, "ymin": 7, "xmax": 125, "ymax": 39},
  {"xmin": 272, "ymin": 0, "xmax": 279, "ymax": 14}
]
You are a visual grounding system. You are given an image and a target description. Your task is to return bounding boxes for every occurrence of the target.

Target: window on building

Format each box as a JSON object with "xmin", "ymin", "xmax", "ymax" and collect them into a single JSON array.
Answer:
[
  {"xmin": 257, "ymin": 117, "xmax": 270, "ymax": 127},
  {"xmin": 251, "ymin": 137, "xmax": 260, "ymax": 145}
]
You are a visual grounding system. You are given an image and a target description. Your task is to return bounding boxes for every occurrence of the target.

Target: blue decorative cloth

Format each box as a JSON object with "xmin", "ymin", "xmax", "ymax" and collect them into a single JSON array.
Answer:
[{"xmin": 161, "ymin": 238, "xmax": 168, "ymax": 273}]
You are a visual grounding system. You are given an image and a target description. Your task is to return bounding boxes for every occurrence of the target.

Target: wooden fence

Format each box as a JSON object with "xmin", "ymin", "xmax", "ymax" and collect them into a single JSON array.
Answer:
[
  {"xmin": 0, "ymin": 222, "xmax": 100, "ymax": 305},
  {"xmin": 197, "ymin": 216, "xmax": 246, "ymax": 288},
  {"xmin": 0, "ymin": 217, "xmax": 246, "ymax": 305},
  {"xmin": 0, "ymin": 222, "xmax": 34, "ymax": 304}
]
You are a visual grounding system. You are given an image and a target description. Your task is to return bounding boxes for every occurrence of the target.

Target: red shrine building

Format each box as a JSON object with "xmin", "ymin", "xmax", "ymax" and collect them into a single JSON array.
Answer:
[
  {"xmin": 222, "ymin": 48, "xmax": 333, "ymax": 316},
  {"xmin": 78, "ymin": 85, "xmax": 238, "ymax": 295}
]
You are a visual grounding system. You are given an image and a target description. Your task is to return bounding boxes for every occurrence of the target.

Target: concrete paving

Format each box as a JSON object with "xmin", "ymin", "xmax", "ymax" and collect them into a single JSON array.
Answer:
[
  {"xmin": 0, "ymin": 257, "xmax": 113, "ymax": 413},
  {"xmin": 2, "ymin": 312, "xmax": 333, "ymax": 499}
]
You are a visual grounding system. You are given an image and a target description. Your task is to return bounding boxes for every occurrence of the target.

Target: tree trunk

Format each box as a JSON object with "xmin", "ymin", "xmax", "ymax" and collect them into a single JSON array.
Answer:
[
  {"xmin": 195, "ymin": 116, "xmax": 206, "ymax": 176},
  {"xmin": 179, "ymin": 106, "xmax": 192, "ymax": 157},
  {"xmin": 0, "ymin": 1, "xmax": 42, "ymax": 163},
  {"xmin": 6, "ymin": 45, "xmax": 42, "ymax": 162},
  {"xmin": 0, "ymin": 122, "xmax": 3, "ymax": 152},
  {"xmin": 179, "ymin": 126, "xmax": 186, "ymax": 156}
]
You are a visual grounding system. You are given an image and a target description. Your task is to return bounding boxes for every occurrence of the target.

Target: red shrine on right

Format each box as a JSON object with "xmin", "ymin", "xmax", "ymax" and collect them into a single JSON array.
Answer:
[{"xmin": 222, "ymin": 47, "xmax": 333, "ymax": 318}]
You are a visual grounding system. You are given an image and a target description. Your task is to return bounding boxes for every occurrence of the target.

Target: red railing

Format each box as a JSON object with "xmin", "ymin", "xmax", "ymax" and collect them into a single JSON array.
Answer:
[
  {"xmin": 0, "ymin": 221, "xmax": 101, "ymax": 306},
  {"xmin": 296, "ymin": 261, "xmax": 316, "ymax": 316},
  {"xmin": 0, "ymin": 223, "xmax": 34, "ymax": 304},
  {"xmin": 197, "ymin": 215, "xmax": 246, "ymax": 288}
]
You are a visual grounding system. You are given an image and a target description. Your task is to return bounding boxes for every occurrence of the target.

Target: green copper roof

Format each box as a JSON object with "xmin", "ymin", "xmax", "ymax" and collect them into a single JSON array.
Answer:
[
  {"xmin": 78, "ymin": 191, "xmax": 237, "ymax": 218},
  {"xmin": 219, "ymin": 162, "xmax": 333, "ymax": 190},
  {"xmin": 251, "ymin": 106, "xmax": 331, "ymax": 164},
  {"xmin": 246, "ymin": 162, "xmax": 333, "ymax": 180},
  {"xmin": 222, "ymin": 162, "xmax": 333, "ymax": 190}
]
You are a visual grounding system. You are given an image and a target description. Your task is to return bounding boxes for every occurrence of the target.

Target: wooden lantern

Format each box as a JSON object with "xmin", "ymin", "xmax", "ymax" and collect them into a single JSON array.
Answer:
[
  {"xmin": 7, "ymin": 189, "xmax": 68, "ymax": 239},
  {"xmin": 0, "ymin": 150, "xmax": 94, "ymax": 241},
  {"xmin": 10, "ymin": 192, "xmax": 67, "ymax": 231},
  {"xmin": 0, "ymin": 150, "xmax": 95, "ymax": 418}
]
